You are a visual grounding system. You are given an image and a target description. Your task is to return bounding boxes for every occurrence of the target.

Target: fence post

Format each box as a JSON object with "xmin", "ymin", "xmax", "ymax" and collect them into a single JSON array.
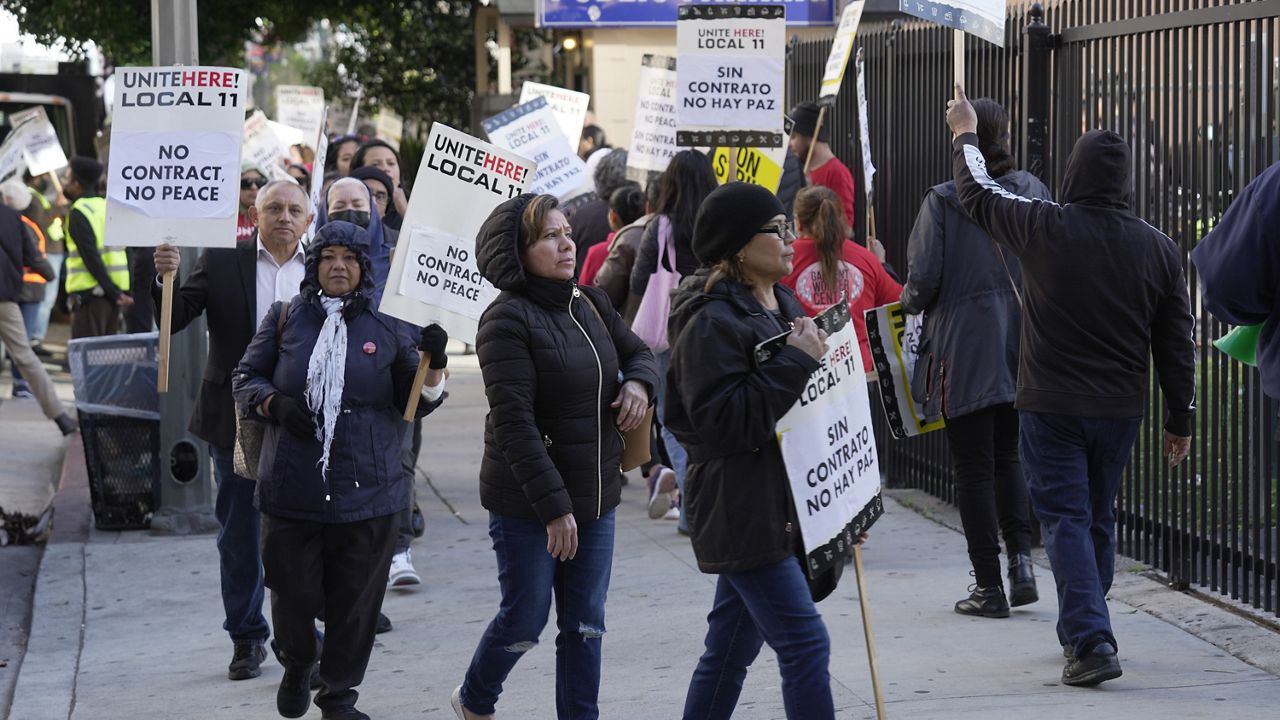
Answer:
[{"xmin": 1021, "ymin": 3, "xmax": 1053, "ymax": 181}]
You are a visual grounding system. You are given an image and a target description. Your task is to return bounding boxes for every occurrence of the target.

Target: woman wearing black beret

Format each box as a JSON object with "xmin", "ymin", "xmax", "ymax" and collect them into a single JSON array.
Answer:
[{"xmin": 665, "ymin": 182, "xmax": 839, "ymax": 719}]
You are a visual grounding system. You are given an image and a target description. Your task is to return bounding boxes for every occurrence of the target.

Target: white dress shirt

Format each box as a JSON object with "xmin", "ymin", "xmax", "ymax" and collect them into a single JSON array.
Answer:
[{"xmin": 255, "ymin": 239, "xmax": 307, "ymax": 327}]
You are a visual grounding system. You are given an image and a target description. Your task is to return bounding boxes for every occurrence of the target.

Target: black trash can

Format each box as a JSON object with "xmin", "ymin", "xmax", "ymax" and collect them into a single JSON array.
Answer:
[{"xmin": 68, "ymin": 333, "xmax": 160, "ymax": 530}]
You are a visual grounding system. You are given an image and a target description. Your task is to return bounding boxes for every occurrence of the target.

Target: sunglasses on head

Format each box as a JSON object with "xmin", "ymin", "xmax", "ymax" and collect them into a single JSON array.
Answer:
[{"xmin": 241, "ymin": 177, "xmax": 268, "ymax": 190}]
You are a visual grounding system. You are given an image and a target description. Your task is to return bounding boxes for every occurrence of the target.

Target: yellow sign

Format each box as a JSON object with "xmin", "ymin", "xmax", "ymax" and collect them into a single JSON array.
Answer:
[{"xmin": 712, "ymin": 146, "xmax": 785, "ymax": 193}]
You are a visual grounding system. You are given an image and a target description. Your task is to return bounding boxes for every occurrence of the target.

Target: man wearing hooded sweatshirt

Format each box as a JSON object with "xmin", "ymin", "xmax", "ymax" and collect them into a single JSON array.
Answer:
[{"xmin": 946, "ymin": 85, "xmax": 1196, "ymax": 687}]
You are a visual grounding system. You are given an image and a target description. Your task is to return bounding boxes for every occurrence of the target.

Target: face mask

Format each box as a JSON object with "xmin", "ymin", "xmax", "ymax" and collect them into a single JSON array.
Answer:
[{"xmin": 329, "ymin": 209, "xmax": 370, "ymax": 228}]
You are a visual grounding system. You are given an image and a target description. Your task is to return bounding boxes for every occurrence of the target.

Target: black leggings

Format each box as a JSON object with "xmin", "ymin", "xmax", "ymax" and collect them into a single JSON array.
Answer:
[{"xmin": 944, "ymin": 403, "xmax": 1032, "ymax": 587}]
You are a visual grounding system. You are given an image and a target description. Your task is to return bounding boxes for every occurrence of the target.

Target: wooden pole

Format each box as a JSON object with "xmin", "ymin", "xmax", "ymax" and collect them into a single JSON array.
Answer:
[
  {"xmin": 953, "ymin": 29, "xmax": 966, "ymax": 86},
  {"xmin": 727, "ymin": 145, "xmax": 739, "ymax": 183},
  {"xmin": 157, "ymin": 271, "xmax": 175, "ymax": 393},
  {"xmin": 867, "ymin": 204, "xmax": 877, "ymax": 240},
  {"xmin": 45, "ymin": 170, "xmax": 64, "ymax": 198},
  {"xmin": 853, "ymin": 545, "xmax": 887, "ymax": 720},
  {"xmin": 803, "ymin": 105, "xmax": 827, "ymax": 175},
  {"xmin": 402, "ymin": 351, "xmax": 433, "ymax": 421}
]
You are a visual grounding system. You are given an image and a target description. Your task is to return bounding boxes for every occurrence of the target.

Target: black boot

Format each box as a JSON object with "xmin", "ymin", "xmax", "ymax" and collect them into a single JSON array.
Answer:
[
  {"xmin": 277, "ymin": 665, "xmax": 313, "ymax": 718},
  {"xmin": 1008, "ymin": 553, "xmax": 1039, "ymax": 607},
  {"xmin": 321, "ymin": 707, "xmax": 371, "ymax": 720},
  {"xmin": 954, "ymin": 585, "xmax": 1010, "ymax": 618},
  {"xmin": 1062, "ymin": 641, "xmax": 1122, "ymax": 686}
]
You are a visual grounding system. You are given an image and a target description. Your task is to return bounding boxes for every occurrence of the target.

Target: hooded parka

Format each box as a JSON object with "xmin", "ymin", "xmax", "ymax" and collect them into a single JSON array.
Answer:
[
  {"xmin": 474, "ymin": 194, "xmax": 658, "ymax": 526},
  {"xmin": 232, "ymin": 222, "xmax": 441, "ymax": 523}
]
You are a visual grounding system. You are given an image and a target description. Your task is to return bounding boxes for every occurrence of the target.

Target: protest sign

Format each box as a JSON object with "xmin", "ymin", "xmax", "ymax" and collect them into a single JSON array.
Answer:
[
  {"xmin": 626, "ymin": 54, "xmax": 679, "ymax": 183},
  {"xmin": 375, "ymin": 110, "xmax": 404, "ymax": 150},
  {"xmin": 242, "ymin": 110, "xmax": 293, "ymax": 183},
  {"xmin": 11, "ymin": 106, "xmax": 69, "ymax": 177},
  {"xmin": 105, "ymin": 66, "xmax": 248, "ymax": 247},
  {"xmin": 0, "ymin": 108, "xmax": 47, "ymax": 181},
  {"xmin": 899, "ymin": 0, "xmax": 1006, "ymax": 47},
  {"xmin": 865, "ymin": 302, "xmax": 946, "ymax": 438},
  {"xmin": 307, "ymin": 109, "xmax": 329, "ymax": 237},
  {"xmin": 711, "ymin": 145, "xmax": 784, "ymax": 192},
  {"xmin": 676, "ymin": 4, "xmax": 786, "ymax": 149},
  {"xmin": 518, "ymin": 81, "xmax": 590, "ymax": 147},
  {"xmin": 819, "ymin": 1, "xmax": 866, "ymax": 100},
  {"xmin": 763, "ymin": 301, "xmax": 882, "ymax": 577},
  {"xmin": 538, "ymin": 0, "xmax": 834, "ymax": 27},
  {"xmin": 482, "ymin": 96, "xmax": 588, "ymax": 199},
  {"xmin": 380, "ymin": 122, "xmax": 535, "ymax": 346},
  {"xmin": 275, "ymin": 85, "xmax": 325, "ymax": 143},
  {"xmin": 855, "ymin": 49, "xmax": 876, "ymax": 218}
]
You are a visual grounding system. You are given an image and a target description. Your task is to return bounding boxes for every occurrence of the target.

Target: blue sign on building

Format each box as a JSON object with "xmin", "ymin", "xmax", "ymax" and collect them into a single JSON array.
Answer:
[{"xmin": 537, "ymin": 0, "xmax": 836, "ymax": 28}]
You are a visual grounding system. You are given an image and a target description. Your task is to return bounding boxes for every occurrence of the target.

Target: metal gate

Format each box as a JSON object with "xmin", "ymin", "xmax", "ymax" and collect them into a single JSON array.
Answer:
[{"xmin": 788, "ymin": 0, "xmax": 1280, "ymax": 616}]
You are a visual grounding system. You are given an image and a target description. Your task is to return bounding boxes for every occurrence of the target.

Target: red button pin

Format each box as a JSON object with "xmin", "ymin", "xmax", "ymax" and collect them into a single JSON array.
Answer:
[{"xmin": 363, "ymin": 341, "xmax": 377, "ymax": 355}]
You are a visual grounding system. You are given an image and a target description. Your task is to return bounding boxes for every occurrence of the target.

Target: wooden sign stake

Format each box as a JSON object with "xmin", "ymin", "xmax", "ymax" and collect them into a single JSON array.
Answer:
[
  {"xmin": 157, "ymin": 270, "xmax": 175, "ymax": 393},
  {"xmin": 403, "ymin": 351, "xmax": 434, "ymax": 421},
  {"xmin": 854, "ymin": 545, "xmax": 888, "ymax": 720},
  {"xmin": 954, "ymin": 29, "xmax": 966, "ymax": 86},
  {"xmin": 804, "ymin": 105, "xmax": 828, "ymax": 175}
]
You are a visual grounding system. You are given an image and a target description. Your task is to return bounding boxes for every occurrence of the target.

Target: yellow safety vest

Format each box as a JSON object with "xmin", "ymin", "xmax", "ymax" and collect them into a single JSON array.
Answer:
[
  {"xmin": 65, "ymin": 197, "xmax": 129, "ymax": 294},
  {"xmin": 31, "ymin": 189, "xmax": 64, "ymax": 244}
]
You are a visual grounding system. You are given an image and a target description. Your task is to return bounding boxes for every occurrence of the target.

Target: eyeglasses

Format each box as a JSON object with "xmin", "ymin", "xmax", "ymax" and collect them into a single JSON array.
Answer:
[
  {"xmin": 758, "ymin": 221, "xmax": 796, "ymax": 238},
  {"xmin": 370, "ymin": 190, "xmax": 389, "ymax": 202},
  {"xmin": 241, "ymin": 177, "xmax": 267, "ymax": 190}
]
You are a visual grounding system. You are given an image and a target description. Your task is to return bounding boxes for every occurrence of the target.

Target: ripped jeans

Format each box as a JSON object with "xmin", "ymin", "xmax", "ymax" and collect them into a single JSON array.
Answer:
[{"xmin": 460, "ymin": 509, "xmax": 615, "ymax": 719}]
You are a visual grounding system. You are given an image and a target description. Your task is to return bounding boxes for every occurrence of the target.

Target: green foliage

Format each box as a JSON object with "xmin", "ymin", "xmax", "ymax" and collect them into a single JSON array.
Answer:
[
  {"xmin": 0, "ymin": 0, "xmax": 359, "ymax": 65},
  {"xmin": 307, "ymin": 1, "xmax": 476, "ymax": 138}
]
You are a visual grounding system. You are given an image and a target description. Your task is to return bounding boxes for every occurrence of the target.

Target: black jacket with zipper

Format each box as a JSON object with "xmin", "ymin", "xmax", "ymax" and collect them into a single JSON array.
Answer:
[
  {"xmin": 665, "ymin": 270, "xmax": 821, "ymax": 574},
  {"xmin": 474, "ymin": 195, "xmax": 658, "ymax": 526}
]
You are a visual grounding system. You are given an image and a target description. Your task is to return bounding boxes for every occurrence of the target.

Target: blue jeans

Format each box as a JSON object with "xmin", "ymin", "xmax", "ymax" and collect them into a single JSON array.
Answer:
[
  {"xmin": 1019, "ymin": 411, "xmax": 1142, "ymax": 659},
  {"xmin": 460, "ymin": 509, "xmax": 616, "ymax": 719},
  {"xmin": 209, "ymin": 444, "xmax": 270, "ymax": 644},
  {"xmin": 32, "ymin": 252, "xmax": 61, "ymax": 341},
  {"xmin": 655, "ymin": 350, "xmax": 689, "ymax": 532},
  {"xmin": 683, "ymin": 556, "xmax": 833, "ymax": 720}
]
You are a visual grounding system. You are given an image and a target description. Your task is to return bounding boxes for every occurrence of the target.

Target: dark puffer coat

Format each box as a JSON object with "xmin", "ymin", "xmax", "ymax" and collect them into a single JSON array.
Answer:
[
  {"xmin": 474, "ymin": 194, "xmax": 658, "ymax": 525},
  {"xmin": 665, "ymin": 270, "xmax": 821, "ymax": 574},
  {"xmin": 232, "ymin": 222, "xmax": 440, "ymax": 523}
]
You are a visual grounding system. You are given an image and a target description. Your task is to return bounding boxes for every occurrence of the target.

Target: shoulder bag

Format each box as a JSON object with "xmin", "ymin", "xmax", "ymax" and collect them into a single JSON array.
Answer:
[
  {"xmin": 580, "ymin": 291, "xmax": 654, "ymax": 472},
  {"xmin": 232, "ymin": 301, "xmax": 290, "ymax": 480}
]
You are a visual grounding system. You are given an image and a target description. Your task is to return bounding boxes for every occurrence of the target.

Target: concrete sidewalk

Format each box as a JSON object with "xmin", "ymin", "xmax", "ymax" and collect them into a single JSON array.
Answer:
[{"xmin": 8, "ymin": 353, "xmax": 1280, "ymax": 719}]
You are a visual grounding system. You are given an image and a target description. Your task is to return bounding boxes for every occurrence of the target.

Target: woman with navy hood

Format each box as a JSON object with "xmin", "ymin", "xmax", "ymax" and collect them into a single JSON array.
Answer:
[
  {"xmin": 450, "ymin": 193, "xmax": 657, "ymax": 720},
  {"xmin": 665, "ymin": 182, "xmax": 848, "ymax": 720},
  {"xmin": 232, "ymin": 221, "xmax": 449, "ymax": 720}
]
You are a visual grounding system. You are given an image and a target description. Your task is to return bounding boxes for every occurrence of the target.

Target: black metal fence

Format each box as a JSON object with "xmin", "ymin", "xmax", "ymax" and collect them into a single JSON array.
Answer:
[{"xmin": 789, "ymin": 0, "xmax": 1279, "ymax": 616}]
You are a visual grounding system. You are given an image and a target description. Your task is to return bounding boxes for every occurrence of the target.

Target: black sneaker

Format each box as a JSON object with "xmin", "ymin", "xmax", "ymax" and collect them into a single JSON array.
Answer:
[
  {"xmin": 954, "ymin": 585, "xmax": 1011, "ymax": 618},
  {"xmin": 277, "ymin": 665, "xmax": 313, "ymax": 718},
  {"xmin": 54, "ymin": 413, "xmax": 78, "ymax": 436},
  {"xmin": 1062, "ymin": 642, "xmax": 1122, "ymax": 686},
  {"xmin": 228, "ymin": 641, "xmax": 267, "ymax": 680},
  {"xmin": 31, "ymin": 342, "xmax": 52, "ymax": 359},
  {"xmin": 376, "ymin": 612, "xmax": 392, "ymax": 634}
]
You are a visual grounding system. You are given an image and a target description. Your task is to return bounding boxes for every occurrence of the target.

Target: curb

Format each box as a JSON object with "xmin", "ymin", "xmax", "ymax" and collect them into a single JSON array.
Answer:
[{"xmin": 9, "ymin": 434, "xmax": 92, "ymax": 720}]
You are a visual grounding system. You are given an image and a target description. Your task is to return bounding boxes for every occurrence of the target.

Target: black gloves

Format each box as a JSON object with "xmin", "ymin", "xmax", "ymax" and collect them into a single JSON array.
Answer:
[
  {"xmin": 270, "ymin": 395, "xmax": 315, "ymax": 439},
  {"xmin": 419, "ymin": 324, "xmax": 449, "ymax": 369}
]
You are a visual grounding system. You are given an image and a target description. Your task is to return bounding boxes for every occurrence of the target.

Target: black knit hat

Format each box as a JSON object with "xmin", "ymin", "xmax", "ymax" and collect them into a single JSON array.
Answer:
[
  {"xmin": 692, "ymin": 182, "xmax": 786, "ymax": 265},
  {"xmin": 787, "ymin": 102, "xmax": 829, "ymax": 142},
  {"xmin": 69, "ymin": 156, "xmax": 103, "ymax": 188}
]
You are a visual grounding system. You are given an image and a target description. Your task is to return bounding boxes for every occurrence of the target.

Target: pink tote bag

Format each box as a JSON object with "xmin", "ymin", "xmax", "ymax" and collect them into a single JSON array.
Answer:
[{"xmin": 632, "ymin": 216, "xmax": 680, "ymax": 353}]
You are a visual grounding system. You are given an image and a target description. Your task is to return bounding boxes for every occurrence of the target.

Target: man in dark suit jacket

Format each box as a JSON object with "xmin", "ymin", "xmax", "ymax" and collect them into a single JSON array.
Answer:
[{"xmin": 153, "ymin": 180, "xmax": 312, "ymax": 681}]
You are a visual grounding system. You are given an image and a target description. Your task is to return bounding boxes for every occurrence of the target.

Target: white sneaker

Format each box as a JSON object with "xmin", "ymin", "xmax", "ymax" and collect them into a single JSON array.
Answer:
[
  {"xmin": 646, "ymin": 467, "xmax": 677, "ymax": 519},
  {"xmin": 451, "ymin": 685, "xmax": 466, "ymax": 719},
  {"xmin": 662, "ymin": 505, "xmax": 680, "ymax": 521},
  {"xmin": 388, "ymin": 550, "xmax": 421, "ymax": 587}
]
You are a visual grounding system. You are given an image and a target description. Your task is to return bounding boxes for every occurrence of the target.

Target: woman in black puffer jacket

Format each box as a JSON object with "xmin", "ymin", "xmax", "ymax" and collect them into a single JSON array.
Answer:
[
  {"xmin": 665, "ymin": 182, "xmax": 838, "ymax": 720},
  {"xmin": 450, "ymin": 193, "xmax": 657, "ymax": 720}
]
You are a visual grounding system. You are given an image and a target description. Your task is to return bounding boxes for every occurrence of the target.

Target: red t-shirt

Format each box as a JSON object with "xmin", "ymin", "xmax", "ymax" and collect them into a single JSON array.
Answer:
[
  {"xmin": 579, "ymin": 231, "xmax": 614, "ymax": 287},
  {"xmin": 808, "ymin": 156, "xmax": 857, "ymax": 227},
  {"xmin": 236, "ymin": 210, "xmax": 255, "ymax": 242},
  {"xmin": 781, "ymin": 238, "xmax": 902, "ymax": 369}
]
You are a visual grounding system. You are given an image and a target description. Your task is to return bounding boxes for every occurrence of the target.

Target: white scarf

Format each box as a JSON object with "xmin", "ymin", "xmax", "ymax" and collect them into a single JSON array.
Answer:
[{"xmin": 306, "ymin": 295, "xmax": 348, "ymax": 478}]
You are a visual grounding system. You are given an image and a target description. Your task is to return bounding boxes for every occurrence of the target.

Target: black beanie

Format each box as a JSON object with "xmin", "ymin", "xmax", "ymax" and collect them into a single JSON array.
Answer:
[
  {"xmin": 69, "ymin": 156, "xmax": 103, "ymax": 188},
  {"xmin": 692, "ymin": 182, "xmax": 786, "ymax": 265},
  {"xmin": 788, "ymin": 102, "xmax": 829, "ymax": 142}
]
